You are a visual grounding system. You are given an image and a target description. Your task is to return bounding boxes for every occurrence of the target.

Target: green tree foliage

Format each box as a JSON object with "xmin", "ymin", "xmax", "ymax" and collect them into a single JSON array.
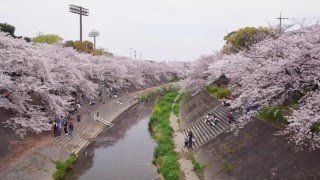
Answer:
[
  {"xmin": 0, "ymin": 23, "xmax": 15, "ymax": 36},
  {"xmin": 64, "ymin": 40, "xmax": 113, "ymax": 56},
  {"xmin": 222, "ymin": 27, "xmax": 275, "ymax": 54},
  {"xmin": 32, "ymin": 34, "xmax": 63, "ymax": 44},
  {"xmin": 310, "ymin": 122, "xmax": 320, "ymax": 139}
]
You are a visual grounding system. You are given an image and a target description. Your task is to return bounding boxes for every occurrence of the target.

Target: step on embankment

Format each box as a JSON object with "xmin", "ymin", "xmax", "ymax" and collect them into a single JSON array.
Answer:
[
  {"xmin": 53, "ymin": 98, "xmax": 139, "ymax": 154},
  {"xmin": 183, "ymin": 105, "xmax": 231, "ymax": 149}
]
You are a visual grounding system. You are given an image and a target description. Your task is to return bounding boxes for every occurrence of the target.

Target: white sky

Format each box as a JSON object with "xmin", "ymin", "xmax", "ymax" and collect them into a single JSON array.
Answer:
[{"xmin": 1, "ymin": 0, "xmax": 319, "ymax": 61}]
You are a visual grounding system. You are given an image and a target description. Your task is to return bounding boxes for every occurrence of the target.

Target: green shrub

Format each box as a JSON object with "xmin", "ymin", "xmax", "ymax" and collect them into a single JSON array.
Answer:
[
  {"xmin": 173, "ymin": 104, "xmax": 179, "ymax": 116},
  {"xmin": 258, "ymin": 105, "xmax": 289, "ymax": 125},
  {"xmin": 149, "ymin": 90, "xmax": 181, "ymax": 180},
  {"xmin": 173, "ymin": 93, "xmax": 184, "ymax": 116},
  {"xmin": 310, "ymin": 122, "xmax": 320, "ymax": 138},
  {"xmin": 221, "ymin": 160, "xmax": 233, "ymax": 173},
  {"xmin": 206, "ymin": 85, "xmax": 231, "ymax": 99},
  {"xmin": 53, "ymin": 169, "xmax": 65, "ymax": 180},
  {"xmin": 159, "ymin": 155, "xmax": 181, "ymax": 180},
  {"xmin": 53, "ymin": 153, "xmax": 77, "ymax": 180},
  {"xmin": 192, "ymin": 157, "xmax": 204, "ymax": 176},
  {"xmin": 139, "ymin": 86, "xmax": 174, "ymax": 101},
  {"xmin": 311, "ymin": 122, "xmax": 320, "ymax": 133}
]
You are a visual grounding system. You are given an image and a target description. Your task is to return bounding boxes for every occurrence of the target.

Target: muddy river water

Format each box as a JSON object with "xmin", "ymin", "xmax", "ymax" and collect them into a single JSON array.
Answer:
[{"xmin": 65, "ymin": 102, "xmax": 158, "ymax": 180}]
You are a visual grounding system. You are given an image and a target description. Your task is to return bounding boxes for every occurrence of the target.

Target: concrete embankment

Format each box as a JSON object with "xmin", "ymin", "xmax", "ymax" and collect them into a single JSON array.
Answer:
[{"xmin": 179, "ymin": 90, "xmax": 320, "ymax": 179}]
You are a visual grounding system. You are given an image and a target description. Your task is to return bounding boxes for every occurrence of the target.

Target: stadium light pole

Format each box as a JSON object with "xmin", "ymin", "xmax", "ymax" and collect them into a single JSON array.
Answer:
[
  {"xmin": 69, "ymin": 4, "xmax": 89, "ymax": 42},
  {"xmin": 89, "ymin": 30, "xmax": 100, "ymax": 49}
]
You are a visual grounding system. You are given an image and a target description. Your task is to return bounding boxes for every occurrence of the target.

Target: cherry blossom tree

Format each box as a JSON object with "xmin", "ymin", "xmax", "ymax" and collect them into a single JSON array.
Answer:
[
  {"xmin": 184, "ymin": 25, "xmax": 320, "ymax": 150},
  {"xmin": 0, "ymin": 32, "xmax": 185, "ymax": 138}
]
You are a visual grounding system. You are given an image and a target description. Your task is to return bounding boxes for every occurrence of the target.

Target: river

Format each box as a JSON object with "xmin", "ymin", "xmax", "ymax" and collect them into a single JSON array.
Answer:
[{"xmin": 65, "ymin": 102, "xmax": 158, "ymax": 180}]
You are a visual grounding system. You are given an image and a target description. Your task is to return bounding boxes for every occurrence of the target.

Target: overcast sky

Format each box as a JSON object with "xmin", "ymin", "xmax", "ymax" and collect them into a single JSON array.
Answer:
[{"xmin": 1, "ymin": 0, "xmax": 319, "ymax": 61}]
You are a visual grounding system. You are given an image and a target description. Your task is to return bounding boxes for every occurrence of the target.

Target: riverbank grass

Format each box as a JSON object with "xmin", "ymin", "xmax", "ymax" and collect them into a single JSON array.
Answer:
[
  {"xmin": 206, "ymin": 84, "xmax": 231, "ymax": 99},
  {"xmin": 173, "ymin": 93, "xmax": 184, "ymax": 116},
  {"xmin": 149, "ymin": 90, "xmax": 182, "ymax": 180},
  {"xmin": 192, "ymin": 156, "xmax": 204, "ymax": 178},
  {"xmin": 257, "ymin": 105, "xmax": 289, "ymax": 125},
  {"xmin": 139, "ymin": 86, "xmax": 173, "ymax": 101},
  {"xmin": 53, "ymin": 153, "xmax": 77, "ymax": 180}
]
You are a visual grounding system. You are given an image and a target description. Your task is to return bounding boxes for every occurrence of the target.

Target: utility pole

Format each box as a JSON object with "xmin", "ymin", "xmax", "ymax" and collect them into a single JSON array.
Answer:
[
  {"xmin": 276, "ymin": 12, "xmax": 288, "ymax": 34},
  {"xmin": 129, "ymin": 48, "xmax": 133, "ymax": 59},
  {"xmin": 134, "ymin": 50, "xmax": 137, "ymax": 60},
  {"xmin": 69, "ymin": 5, "xmax": 89, "ymax": 42},
  {"xmin": 139, "ymin": 52, "xmax": 141, "ymax": 60}
]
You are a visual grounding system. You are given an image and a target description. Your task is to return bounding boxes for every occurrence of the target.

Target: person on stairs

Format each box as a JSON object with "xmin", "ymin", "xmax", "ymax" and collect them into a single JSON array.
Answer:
[
  {"xmin": 53, "ymin": 120, "xmax": 59, "ymax": 137},
  {"xmin": 188, "ymin": 131, "xmax": 194, "ymax": 149},
  {"xmin": 184, "ymin": 135, "xmax": 189, "ymax": 147},
  {"xmin": 228, "ymin": 112, "xmax": 235, "ymax": 124},
  {"xmin": 223, "ymin": 100, "xmax": 231, "ymax": 107},
  {"xmin": 63, "ymin": 120, "xmax": 68, "ymax": 135},
  {"xmin": 213, "ymin": 115, "xmax": 219, "ymax": 125},
  {"xmin": 68, "ymin": 121, "xmax": 74, "ymax": 136}
]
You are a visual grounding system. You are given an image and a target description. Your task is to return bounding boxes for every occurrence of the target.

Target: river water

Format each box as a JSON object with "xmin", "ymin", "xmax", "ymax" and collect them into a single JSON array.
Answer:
[{"xmin": 65, "ymin": 102, "xmax": 158, "ymax": 180}]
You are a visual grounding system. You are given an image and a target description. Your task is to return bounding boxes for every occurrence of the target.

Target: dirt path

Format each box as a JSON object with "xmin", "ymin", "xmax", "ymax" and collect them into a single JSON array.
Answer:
[{"xmin": 169, "ymin": 112, "xmax": 199, "ymax": 180}]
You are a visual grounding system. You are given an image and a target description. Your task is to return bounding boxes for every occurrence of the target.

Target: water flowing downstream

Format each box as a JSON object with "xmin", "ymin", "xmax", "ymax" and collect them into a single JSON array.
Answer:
[{"xmin": 65, "ymin": 102, "xmax": 157, "ymax": 180}]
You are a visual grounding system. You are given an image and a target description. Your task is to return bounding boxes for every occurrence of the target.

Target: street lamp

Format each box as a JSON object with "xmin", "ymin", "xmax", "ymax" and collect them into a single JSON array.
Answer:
[
  {"xmin": 69, "ymin": 4, "xmax": 89, "ymax": 42},
  {"xmin": 89, "ymin": 30, "xmax": 100, "ymax": 49}
]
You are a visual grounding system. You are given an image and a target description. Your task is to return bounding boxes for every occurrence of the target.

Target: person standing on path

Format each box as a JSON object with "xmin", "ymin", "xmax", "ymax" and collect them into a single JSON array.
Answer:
[
  {"xmin": 57, "ymin": 117, "xmax": 62, "ymax": 136},
  {"xmin": 188, "ymin": 131, "xmax": 193, "ymax": 149},
  {"xmin": 63, "ymin": 120, "xmax": 68, "ymax": 135},
  {"xmin": 68, "ymin": 121, "xmax": 74, "ymax": 136},
  {"xmin": 228, "ymin": 112, "xmax": 234, "ymax": 124},
  {"xmin": 53, "ymin": 120, "xmax": 58, "ymax": 137}
]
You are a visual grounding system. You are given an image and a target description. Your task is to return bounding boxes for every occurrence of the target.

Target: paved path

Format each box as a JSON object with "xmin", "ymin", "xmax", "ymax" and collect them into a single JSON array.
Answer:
[
  {"xmin": 0, "ymin": 84, "xmax": 174, "ymax": 180},
  {"xmin": 183, "ymin": 105, "xmax": 231, "ymax": 149},
  {"xmin": 53, "ymin": 95, "xmax": 138, "ymax": 154}
]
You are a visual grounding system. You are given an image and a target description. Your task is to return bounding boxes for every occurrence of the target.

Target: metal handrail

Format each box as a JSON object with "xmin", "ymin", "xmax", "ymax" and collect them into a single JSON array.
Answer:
[{"xmin": 94, "ymin": 114, "xmax": 114, "ymax": 127}]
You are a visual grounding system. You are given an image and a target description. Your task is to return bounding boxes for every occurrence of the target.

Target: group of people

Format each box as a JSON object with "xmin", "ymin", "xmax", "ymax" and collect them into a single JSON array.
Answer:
[
  {"xmin": 204, "ymin": 114, "xmax": 220, "ymax": 126},
  {"xmin": 52, "ymin": 116, "xmax": 74, "ymax": 137},
  {"xmin": 184, "ymin": 103, "xmax": 237, "ymax": 149},
  {"xmin": 204, "ymin": 111, "xmax": 235, "ymax": 126}
]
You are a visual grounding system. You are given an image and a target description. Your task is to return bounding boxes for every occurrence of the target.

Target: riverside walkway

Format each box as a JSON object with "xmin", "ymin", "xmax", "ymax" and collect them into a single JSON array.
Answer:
[
  {"xmin": 53, "ymin": 94, "xmax": 138, "ymax": 154},
  {"xmin": 0, "ymin": 84, "xmax": 173, "ymax": 180}
]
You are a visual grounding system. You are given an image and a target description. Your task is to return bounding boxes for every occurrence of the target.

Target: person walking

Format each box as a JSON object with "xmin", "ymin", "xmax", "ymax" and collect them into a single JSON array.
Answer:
[
  {"xmin": 213, "ymin": 115, "xmax": 219, "ymax": 125},
  {"xmin": 184, "ymin": 135, "xmax": 189, "ymax": 147},
  {"xmin": 228, "ymin": 112, "xmax": 234, "ymax": 124},
  {"xmin": 57, "ymin": 118, "xmax": 62, "ymax": 136},
  {"xmin": 4, "ymin": 90, "xmax": 12, "ymax": 101},
  {"xmin": 188, "ymin": 131, "xmax": 194, "ymax": 149},
  {"xmin": 53, "ymin": 120, "xmax": 58, "ymax": 137},
  {"xmin": 68, "ymin": 121, "xmax": 74, "ymax": 136},
  {"xmin": 63, "ymin": 120, "xmax": 68, "ymax": 135}
]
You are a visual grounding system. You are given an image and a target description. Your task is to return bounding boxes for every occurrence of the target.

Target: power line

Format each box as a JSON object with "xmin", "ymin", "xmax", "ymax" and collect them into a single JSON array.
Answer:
[{"xmin": 276, "ymin": 12, "xmax": 288, "ymax": 34}]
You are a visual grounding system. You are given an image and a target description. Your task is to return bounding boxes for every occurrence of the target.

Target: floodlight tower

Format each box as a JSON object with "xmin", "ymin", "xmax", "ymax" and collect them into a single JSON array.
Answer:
[
  {"xmin": 89, "ymin": 30, "xmax": 100, "ymax": 49},
  {"xmin": 69, "ymin": 4, "xmax": 89, "ymax": 42}
]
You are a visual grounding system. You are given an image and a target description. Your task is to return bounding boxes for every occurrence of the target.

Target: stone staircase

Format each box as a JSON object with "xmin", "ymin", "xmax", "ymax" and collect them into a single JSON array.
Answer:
[
  {"xmin": 182, "ymin": 105, "xmax": 231, "ymax": 149},
  {"xmin": 53, "ymin": 97, "xmax": 139, "ymax": 154}
]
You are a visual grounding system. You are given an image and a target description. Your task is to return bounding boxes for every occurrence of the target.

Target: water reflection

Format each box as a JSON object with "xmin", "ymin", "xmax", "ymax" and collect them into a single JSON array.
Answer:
[{"xmin": 65, "ymin": 102, "xmax": 158, "ymax": 180}]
